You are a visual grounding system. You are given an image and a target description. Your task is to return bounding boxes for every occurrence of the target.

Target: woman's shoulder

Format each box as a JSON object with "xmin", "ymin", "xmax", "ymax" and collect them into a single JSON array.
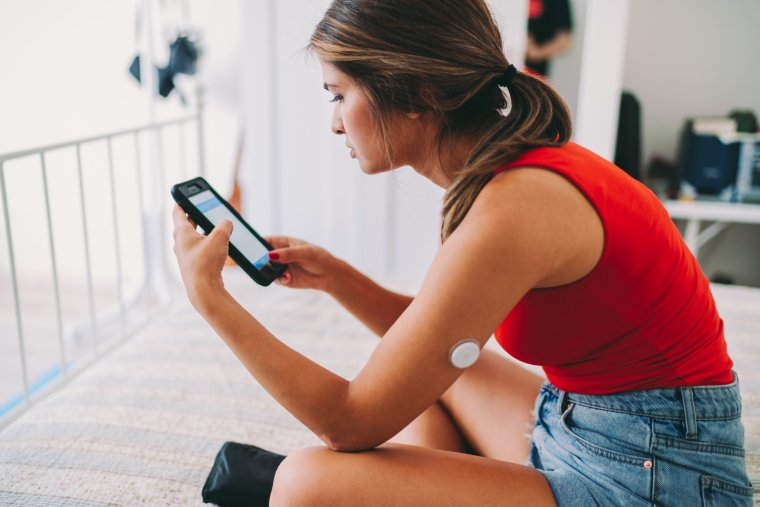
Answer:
[
  {"xmin": 475, "ymin": 164, "xmax": 589, "ymax": 216},
  {"xmin": 466, "ymin": 165, "xmax": 597, "ymax": 241},
  {"xmin": 460, "ymin": 166, "xmax": 604, "ymax": 288}
]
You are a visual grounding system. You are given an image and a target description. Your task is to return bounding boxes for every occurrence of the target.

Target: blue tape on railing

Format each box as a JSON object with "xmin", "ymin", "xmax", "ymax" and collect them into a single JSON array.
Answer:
[{"xmin": 0, "ymin": 364, "xmax": 65, "ymax": 418}]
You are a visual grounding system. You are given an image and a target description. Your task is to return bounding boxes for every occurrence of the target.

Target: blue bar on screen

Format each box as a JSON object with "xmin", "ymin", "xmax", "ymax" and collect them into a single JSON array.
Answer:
[
  {"xmin": 197, "ymin": 197, "xmax": 222, "ymax": 213},
  {"xmin": 254, "ymin": 254, "xmax": 269, "ymax": 269}
]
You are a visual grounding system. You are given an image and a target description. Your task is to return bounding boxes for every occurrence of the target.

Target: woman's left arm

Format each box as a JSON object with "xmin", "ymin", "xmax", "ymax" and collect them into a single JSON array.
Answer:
[{"xmin": 172, "ymin": 168, "xmax": 597, "ymax": 451}]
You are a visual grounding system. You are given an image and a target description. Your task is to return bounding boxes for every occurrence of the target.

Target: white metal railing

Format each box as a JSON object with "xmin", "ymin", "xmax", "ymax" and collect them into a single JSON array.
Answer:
[{"xmin": 0, "ymin": 113, "xmax": 203, "ymax": 426}]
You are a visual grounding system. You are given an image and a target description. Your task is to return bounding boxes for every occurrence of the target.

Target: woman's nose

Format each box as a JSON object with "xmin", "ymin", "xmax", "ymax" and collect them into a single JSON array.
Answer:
[{"xmin": 331, "ymin": 108, "xmax": 345, "ymax": 135}]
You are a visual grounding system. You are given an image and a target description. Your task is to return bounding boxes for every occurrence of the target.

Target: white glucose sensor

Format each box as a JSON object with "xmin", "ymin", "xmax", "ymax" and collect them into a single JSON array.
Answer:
[{"xmin": 449, "ymin": 340, "xmax": 481, "ymax": 369}]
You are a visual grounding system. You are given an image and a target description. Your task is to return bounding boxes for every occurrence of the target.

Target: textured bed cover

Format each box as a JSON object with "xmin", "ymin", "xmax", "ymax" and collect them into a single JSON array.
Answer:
[{"xmin": 0, "ymin": 270, "xmax": 757, "ymax": 505}]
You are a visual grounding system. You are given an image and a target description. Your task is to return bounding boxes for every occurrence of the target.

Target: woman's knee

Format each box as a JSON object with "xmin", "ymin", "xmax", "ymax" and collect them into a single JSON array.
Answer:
[{"xmin": 270, "ymin": 446, "xmax": 335, "ymax": 506}]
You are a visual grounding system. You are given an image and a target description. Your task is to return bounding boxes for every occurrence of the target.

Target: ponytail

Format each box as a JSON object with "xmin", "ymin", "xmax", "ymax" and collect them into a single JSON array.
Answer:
[{"xmin": 441, "ymin": 72, "xmax": 571, "ymax": 241}]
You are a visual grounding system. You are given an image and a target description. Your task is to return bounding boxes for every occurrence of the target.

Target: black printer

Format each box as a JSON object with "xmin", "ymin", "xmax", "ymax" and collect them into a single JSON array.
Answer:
[{"xmin": 679, "ymin": 112, "xmax": 760, "ymax": 202}]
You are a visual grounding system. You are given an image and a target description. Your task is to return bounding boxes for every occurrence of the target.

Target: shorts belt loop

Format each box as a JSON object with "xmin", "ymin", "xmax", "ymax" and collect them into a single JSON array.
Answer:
[
  {"xmin": 557, "ymin": 389, "xmax": 569, "ymax": 416},
  {"xmin": 681, "ymin": 387, "xmax": 698, "ymax": 439}
]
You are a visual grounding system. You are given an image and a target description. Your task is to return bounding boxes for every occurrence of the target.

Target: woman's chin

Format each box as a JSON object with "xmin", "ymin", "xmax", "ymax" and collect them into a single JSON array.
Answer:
[
  {"xmin": 356, "ymin": 158, "xmax": 394, "ymax": 175},
  {"xmin": 356, "ymin": 159, "xmax": 378, "ymax": 174}
]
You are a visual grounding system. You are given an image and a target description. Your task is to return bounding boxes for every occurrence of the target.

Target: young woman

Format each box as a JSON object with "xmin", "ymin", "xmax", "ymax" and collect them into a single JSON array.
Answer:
[{"xmin": 172, "ymin": 1, "xmax": 753, "ymax": 505}]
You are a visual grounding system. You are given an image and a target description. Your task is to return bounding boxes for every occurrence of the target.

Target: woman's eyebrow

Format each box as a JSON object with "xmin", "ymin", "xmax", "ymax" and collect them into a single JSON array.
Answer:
[{"xmin": 323, "ymin": 83, "xmax": 339, "ymax": 91}]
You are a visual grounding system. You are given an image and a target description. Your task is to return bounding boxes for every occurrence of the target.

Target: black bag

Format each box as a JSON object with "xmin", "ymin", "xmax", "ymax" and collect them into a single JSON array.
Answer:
[{"xmin": 202, "ymin": 441, "xmax": 286, "ymax": 507}]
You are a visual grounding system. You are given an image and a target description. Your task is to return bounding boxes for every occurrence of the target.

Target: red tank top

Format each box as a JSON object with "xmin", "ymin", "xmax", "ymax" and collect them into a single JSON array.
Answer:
[{"xmin": 493, "ymin": 142, "xmax": 733, "ymax": 394}]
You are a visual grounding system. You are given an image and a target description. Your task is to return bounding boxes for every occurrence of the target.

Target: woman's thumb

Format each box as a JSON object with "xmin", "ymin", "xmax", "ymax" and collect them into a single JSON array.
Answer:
[{"xmin": 210, "ymin": 220, "xmax": 233, "ymax": 243}]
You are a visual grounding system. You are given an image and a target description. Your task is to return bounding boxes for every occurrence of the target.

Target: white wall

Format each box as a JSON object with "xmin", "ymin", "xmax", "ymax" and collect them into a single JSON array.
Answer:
[
  {"xmin": 572, "ymin": 0, "xmax": 629, "ymax": 160},
  {"xmin": 0, "ymin": 0, "xmax": 245, "ymax": 392},
  {"xmin": 0, "ymin": 0, "xmax": 243, "ymax": 280},
  {"xmin": 550, "ymin": 0, "xmax": 587, "ymax": 124},
  {"xmin": 623, "ymin": 0, "xmax": 760, "ymax": 166},
  {"xmin": 622, "ymin": 0, "xmax": 760, "ymax": 286},
  {"xmin": 550, "ymin": 0, "xmax": 630, "ymax": 161}
]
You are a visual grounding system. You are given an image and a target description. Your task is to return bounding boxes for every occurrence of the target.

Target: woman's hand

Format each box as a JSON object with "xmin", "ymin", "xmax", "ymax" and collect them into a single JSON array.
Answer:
[
  {"xmin": 172, "ymin": 204, "xmax": 232, "ymax": 307},
  {"xmin": 265, "ymin": 236, "xmax": 341, "ymax": 292}
]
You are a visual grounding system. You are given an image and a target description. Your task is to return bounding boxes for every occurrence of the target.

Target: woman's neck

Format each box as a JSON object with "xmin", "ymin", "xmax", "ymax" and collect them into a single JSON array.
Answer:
[
  {"xmin": 406, "ymin": 110, "xmax": 501, "ymax": 189},
  {"xmin": 410, "ymin": 129, "xmax": 483, "ymax": 189}
]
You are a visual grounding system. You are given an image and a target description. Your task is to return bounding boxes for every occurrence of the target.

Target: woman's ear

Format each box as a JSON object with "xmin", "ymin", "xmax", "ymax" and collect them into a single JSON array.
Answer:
[{"xmin": 406, "ymin": 82, "xmax": 434, "ymax": 120}]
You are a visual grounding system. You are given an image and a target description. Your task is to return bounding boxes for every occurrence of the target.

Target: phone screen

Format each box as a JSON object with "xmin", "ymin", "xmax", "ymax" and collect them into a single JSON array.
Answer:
[{"xmin": 188, "ymin": 190, "xmax": 271, "ymax": 269}]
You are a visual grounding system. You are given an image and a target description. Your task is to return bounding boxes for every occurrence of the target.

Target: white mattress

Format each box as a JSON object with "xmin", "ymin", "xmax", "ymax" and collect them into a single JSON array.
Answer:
[{"xmin": 0, "ymin": 269, "xmax": 757, "ymax": 505}]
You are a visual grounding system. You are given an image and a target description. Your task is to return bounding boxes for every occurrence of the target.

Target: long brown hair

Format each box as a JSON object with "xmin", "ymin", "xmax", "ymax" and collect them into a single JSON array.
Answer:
[{"xmin": 309, "ymin": 0, "xmax": 572, "ymax": 241}]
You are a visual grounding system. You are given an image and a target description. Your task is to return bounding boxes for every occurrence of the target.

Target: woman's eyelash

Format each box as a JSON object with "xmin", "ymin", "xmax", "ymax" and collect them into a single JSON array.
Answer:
[{"xmin": 329, "ymin": 95, "xmax": 344, "ymax": 103}]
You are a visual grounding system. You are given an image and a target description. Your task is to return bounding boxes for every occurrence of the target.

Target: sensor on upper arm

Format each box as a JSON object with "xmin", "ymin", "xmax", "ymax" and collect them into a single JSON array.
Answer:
[{"xmin": 449, "ymin": 340, "xmax": 481, "ymax": 369}]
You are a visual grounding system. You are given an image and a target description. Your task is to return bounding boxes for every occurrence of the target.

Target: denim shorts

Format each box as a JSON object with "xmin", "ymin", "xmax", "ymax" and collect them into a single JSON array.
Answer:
[{"xmin": 529, "ymin": 373, "xmax": 755, "ymax": 506}]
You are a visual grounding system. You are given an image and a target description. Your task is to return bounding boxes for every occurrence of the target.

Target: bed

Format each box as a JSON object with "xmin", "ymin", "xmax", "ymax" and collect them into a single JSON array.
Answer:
[{"xmin": 0, "ymin": 269, "xmax": 757, "ymax": 505}]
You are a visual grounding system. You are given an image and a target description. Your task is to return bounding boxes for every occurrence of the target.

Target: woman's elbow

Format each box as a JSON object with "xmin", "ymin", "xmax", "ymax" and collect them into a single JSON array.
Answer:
[
  {"xmin": 319, "ymin": 433, "xmax": 385, "ymax": 452},
  {"xmin": 318, "ymin": 422, "xmax": 392, "ymax": 452}
]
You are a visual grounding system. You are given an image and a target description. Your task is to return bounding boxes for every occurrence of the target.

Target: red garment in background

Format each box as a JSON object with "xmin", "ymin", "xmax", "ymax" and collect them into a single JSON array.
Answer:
[{"xmin": 493, "ymin": 142, "xmax": 733, "ymax": 394}]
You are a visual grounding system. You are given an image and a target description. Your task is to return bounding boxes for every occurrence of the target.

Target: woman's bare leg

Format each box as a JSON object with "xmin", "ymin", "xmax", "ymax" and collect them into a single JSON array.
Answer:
[
  {"xmin": 439, "ymin": 349, "xmax": 544, "ymax": 462},
  {"xmin": 270, "ymin": 348, "xmax": 550, "ymax": 506},
  {"xmin": 270, "ymin": 444, "xmax": 555, "ymax": 507},
  {"xmin": 389, "ymin": 401, "xmax": 467, "ymax": 452},
  {"xmin": 391, "ymin": 348, "xmax": 544, "ymax": 462}
]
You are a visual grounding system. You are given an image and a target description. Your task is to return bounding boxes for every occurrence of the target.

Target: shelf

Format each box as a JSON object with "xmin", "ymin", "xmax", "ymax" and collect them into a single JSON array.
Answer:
[{"xmin": 663, "ymin": 200, "xmax": 760, "ymax": 256}]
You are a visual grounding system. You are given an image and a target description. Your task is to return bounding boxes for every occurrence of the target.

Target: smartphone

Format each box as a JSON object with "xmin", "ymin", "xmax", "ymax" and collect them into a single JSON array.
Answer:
[{"xmin": 171, "ymin": 177, "xmax": 287, "ymax": 286}]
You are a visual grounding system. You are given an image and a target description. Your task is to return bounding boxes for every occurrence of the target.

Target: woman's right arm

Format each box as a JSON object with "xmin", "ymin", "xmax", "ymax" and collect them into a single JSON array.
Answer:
[
  {"xmin": 266, "ymin": 236, "xmax": 413, "ymax": 337},
  {"xmin": 326, "ymin": 259, "xmax": 413, "ymax": 337}
]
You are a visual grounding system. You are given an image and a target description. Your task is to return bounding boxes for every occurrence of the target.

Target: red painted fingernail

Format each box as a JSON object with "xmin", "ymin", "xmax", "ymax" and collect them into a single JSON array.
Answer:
[{"xmin": 268, "ymin": 251, "xmax": 280, "ymax": 260}]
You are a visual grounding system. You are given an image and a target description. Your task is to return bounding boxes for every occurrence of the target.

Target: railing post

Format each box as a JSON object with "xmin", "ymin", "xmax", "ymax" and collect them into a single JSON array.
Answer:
[
  {"xmin": 196, "ymin": 86, "xmax": 206, "ymax": 177},
  {"xmin": 75, "ymin": 144, "xmax": 99, "ymax": 353},
  {"xmin": 40, "ymin": 153, "xmax": 67, "ymax": 376},
  {"xmin": 106, "ymin": 137, "xmax": 127, "ymax": 338},
  {"xmin": 0, "ymin": 161, "xmax": 30, "ymax": 403},
  {"xmin": 133, "ymin": 133, "xmax": 151, "ymax": 306},
  {"xmin": 178, "ymin": 121, "xmax": 188, "ymax": 180}
]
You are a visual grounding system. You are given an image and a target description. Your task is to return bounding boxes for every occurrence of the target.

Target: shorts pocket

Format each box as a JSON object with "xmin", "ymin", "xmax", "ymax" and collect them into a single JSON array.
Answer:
[
  {"xmin": 701, "ymin": 475, "xmax": 754, "ymax": 506},
  {"xmin": 556, "ymin": 402, "xmax": 655, "ymax": 503},
  {"xmin": 559, "ymin": 402, "xmax": 653, "ymax": 467}
]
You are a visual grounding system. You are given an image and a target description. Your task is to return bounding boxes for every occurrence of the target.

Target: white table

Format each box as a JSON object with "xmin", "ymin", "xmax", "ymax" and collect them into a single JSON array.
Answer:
[{"xmin": 663, "ymin": 200, "xmax": 760, "ymax": 257}]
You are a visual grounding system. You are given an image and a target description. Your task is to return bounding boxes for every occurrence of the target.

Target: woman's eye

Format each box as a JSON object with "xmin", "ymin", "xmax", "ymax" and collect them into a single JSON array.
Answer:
[{"xmin": 329, "ymin": 94, "xmax": 344, "ymax": 103}]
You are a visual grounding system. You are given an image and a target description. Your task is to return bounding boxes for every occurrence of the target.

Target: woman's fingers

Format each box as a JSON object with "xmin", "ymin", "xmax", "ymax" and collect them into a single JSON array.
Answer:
[
  {"xmin": 207, "ymin": 220, "xmax": 233, "ymax": 254},
  {"xmin": 173, "ymin": 204, "xmax": 193, "ymax": 230},
  {"xmin": 265, "ymin": 235, "xmax": 299, "ymax": 249},
  {"xmin": 268, "ymin": 244, "xmax": 318, "ymax": 264},
  {"xmin": 172, "ymin": 205, "xmax": 198, "ymax": 250},
  {"xmin": 173, "ymin": 204, "xmax": 201, "ymax": 232}
]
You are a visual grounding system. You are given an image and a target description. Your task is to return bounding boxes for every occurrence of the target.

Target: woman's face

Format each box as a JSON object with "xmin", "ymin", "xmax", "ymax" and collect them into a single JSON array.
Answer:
[{"xmin": 320, "ymin": 61, "xmax": 417, "ymax": 174}]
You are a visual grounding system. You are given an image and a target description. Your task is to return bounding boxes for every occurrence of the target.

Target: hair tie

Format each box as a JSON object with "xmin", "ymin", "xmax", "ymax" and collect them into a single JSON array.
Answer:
[{"xmin": 496, "ymin": 64, "xmax": 517, "ymax": 87}]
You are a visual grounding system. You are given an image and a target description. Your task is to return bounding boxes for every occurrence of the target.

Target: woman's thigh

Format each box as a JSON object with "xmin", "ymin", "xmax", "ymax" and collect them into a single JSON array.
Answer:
[
  {"xmin": 270, "ymin": 443, "xmax": 556, "ymax": 507},
  {"xmin": 439, "ymin": 348, "xmax": 545, "ymax": 463}
]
